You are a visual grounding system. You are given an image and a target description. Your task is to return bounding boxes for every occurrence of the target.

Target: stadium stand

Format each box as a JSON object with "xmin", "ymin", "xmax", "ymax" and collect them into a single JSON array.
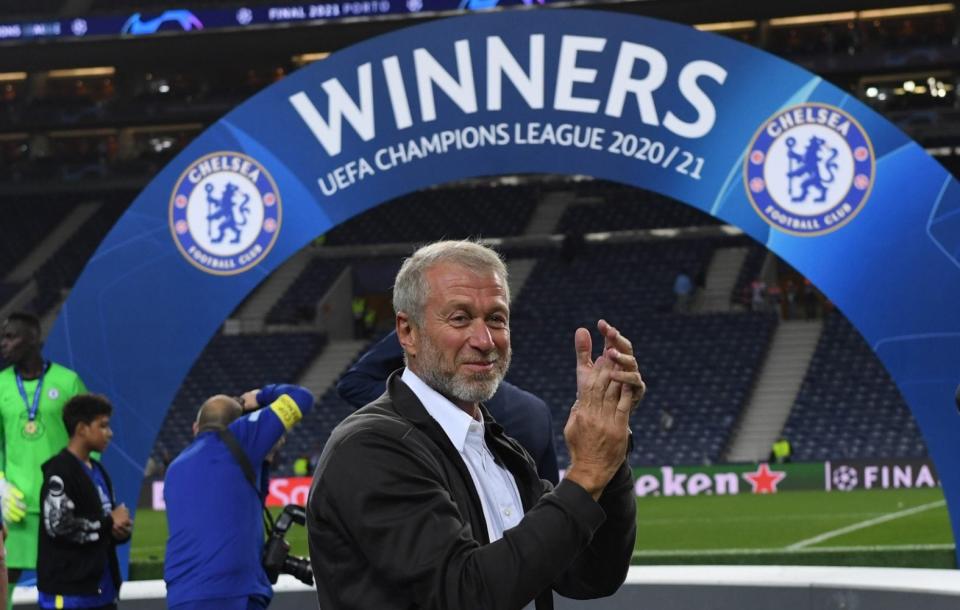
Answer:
[
  {"xmin": 766, "ymin": 12, "xmax": 955, "ymax": 59},
  {"xmin": 731, "ymin": 244, "xmax": 768, "ymax": 309},
  {"xmin": 0, "ymin": 196, "xmax": 76, "ymax": 276},
  {"xmin": 557, "ymin": 182, "xmax": 720, "ymax": 232},
  {"xmin": 0, "ymin": 0, "xmax": 63, "ymax": 19},
  {"xmin": 784, "ymin": 311, "xmax": 926, "ymax": 461},
  {"xmin": 505, "ymin": 239, "xmax": 776, "ymax": 466},
  {"xmin": 265, "ymin": 258, "xmax": 349, "ymax": 325},
  {"xmin": 30, "ymin": 195, "xmax": 131, "ymax": 316},
  {"xmin": 323, "ymin": 183, "xmax": 541, "ymax": 246}
]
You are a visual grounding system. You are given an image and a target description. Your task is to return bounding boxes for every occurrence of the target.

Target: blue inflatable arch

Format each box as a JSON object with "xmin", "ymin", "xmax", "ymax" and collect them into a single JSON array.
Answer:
[{"xmin": 48, "ymin": 9, "xmax": 960, "ymax": 568}]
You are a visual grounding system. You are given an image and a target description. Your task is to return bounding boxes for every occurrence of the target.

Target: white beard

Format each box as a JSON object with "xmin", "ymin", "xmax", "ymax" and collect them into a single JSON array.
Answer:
[{"xmin": 416, "ymin": 337, "xmax": 511, "ymax": 405}]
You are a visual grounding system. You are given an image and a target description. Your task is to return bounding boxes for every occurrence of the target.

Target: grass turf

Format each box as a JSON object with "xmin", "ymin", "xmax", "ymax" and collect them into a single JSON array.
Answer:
[
  {"xmin": 127, "ymin": 486, "xmax": 956, "ymax": 579},
  {"xmin": 633, "ymin": 487, "xmax": 954, "ymax": 567}
]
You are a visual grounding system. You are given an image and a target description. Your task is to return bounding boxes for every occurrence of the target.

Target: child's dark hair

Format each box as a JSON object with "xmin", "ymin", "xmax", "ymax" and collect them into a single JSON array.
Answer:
[{"xmin": 63, "ymin": 394, "xmax": 113, "ymax": 436}]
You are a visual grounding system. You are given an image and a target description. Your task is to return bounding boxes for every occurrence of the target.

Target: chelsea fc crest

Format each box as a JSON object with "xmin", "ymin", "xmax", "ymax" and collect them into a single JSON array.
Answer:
[
  {"xmin": 170, "ymin": 152, "xmax": 281, "ymax": 275},
  {"xmin": 744, "ymin": 103, "xmax": 874, "ymax": 236}
]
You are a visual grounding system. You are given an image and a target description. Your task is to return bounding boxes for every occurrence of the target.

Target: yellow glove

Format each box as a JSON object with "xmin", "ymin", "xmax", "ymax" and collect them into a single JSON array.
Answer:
[{"xmin": 0, "ymin": 472, "xmax": 26, "ymax": 523}]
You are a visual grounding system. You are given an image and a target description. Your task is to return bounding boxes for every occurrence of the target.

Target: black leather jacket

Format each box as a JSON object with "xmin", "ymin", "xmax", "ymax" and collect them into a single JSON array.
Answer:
[{"xmin": 308, "ymin": 371, "xmax": 636, "ymax": 610}]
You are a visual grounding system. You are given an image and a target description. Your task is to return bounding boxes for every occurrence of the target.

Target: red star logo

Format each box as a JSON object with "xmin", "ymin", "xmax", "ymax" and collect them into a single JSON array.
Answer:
[{"xmin": 742, "ymin": 463, "xmax": 787, "ymax": 494}]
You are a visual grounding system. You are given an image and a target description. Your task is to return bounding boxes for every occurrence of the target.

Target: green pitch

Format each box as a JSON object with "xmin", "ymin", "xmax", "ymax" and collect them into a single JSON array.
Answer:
[
  {"xmin": 633, "ymin": 487, "xmax": 954, "ymax": 567},
  {"xmin": 128, "ymin": 487, "xmax": 956, "ymax": 579}
]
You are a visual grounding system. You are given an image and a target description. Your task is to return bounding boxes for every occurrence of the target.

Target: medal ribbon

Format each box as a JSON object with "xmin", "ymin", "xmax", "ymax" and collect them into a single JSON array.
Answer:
[{"xmin": 15, "ymin": 361, "xmax": 50, "ymax": 423}]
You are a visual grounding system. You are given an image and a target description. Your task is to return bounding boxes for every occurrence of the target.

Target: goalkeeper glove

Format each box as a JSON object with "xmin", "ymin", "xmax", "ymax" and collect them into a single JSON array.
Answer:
[{"xmin": 0, "ymin": 472, "xmax": 26, "ymax": 523}]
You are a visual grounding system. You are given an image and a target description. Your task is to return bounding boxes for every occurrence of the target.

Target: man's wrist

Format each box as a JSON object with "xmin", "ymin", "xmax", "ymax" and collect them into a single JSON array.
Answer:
[{"xmin": 563, "ymin": 464, "xmax": 606, "ymax": 501}]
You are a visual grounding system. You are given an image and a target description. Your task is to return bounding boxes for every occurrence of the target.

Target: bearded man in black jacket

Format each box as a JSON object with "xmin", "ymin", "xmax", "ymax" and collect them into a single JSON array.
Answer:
[{"xmin": 308, "ymin": 240, "xmax": 645, "ymax": 610}]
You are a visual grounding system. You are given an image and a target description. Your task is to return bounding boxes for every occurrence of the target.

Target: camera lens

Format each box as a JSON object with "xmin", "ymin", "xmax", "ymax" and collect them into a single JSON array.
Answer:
[{"xmin": 283, "ymin": 556, "xmax": 314, "ymax": 586}]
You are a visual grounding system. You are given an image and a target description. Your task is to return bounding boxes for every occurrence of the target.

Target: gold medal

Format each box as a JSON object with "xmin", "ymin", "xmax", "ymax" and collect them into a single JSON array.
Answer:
[{"xmin": 24, "ymin": 421, "xmax": 37, "ymax": 435}]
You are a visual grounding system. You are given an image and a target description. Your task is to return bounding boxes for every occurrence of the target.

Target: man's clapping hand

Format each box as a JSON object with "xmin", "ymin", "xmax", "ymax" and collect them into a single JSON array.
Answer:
[{"xmin": 563, "ymin": 320, "xmax": 645, "ymax": 500}]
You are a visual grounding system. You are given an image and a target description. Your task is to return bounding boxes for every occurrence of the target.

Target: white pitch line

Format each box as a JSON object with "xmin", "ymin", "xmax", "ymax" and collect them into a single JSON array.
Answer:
[
  {"xmin": 633, "ymin": 543, "xmax": 955, "ymax": 558},
  {"xmin": 786, "ymin": 500, "xmax": 946, "ymax": 550}
]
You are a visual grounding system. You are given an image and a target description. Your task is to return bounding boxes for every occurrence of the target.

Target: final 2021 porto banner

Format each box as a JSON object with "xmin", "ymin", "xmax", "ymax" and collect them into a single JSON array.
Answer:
[{"xmin": 45, "ymin": 8, "xmax": 960, "ymax": 569}]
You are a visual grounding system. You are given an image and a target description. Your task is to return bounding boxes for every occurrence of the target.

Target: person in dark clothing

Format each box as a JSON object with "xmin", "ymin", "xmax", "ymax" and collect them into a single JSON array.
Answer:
[
  {"xmin": 309, "ymin": 240, "xmax": 644, "ymax": 610},
  {"xmin": 337, "ymin": 330, "xmax": 560, "ymax": 483},
  {"xmin": 37, "ymin": 394, "xmax": 131, "ymax": 610}
]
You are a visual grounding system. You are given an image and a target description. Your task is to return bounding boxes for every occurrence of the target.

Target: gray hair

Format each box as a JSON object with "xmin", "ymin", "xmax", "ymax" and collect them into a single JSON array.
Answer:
[{"xmin": 393, "ymin": 240, "xmax": 509, "ymax": 327}]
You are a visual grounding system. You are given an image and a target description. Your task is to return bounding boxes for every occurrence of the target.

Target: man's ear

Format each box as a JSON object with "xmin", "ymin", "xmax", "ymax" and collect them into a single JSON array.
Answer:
[
  {"xmin": 192, "ymin": 421, "xmax": 199, "ymax": 437},
  {"xmin": 396, "ymin": 312, "xmax": 417, "ymax": 358}
]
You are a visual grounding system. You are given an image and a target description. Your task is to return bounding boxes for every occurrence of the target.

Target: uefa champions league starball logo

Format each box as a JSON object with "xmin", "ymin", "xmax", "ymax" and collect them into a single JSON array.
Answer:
[
  {"xmin": 744, "ymin": 103, "xmax": 875, "ymax": 236},
  {"xmin": 170, "ymin": 152, "xmax": 281, "ymax": 275},
  {"xmin": 832, "ymin": 465, "xmax": 859, "ymax": 491}
]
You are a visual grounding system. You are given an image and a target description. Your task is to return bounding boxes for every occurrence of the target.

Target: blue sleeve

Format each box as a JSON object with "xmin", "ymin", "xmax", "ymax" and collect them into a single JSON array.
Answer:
[
  {"xmin": 230, "ymin": 384, "xmax": 314, "ymax": 465},
  {"xmin": 336, "ymin": 330, "xmax": 405, "ymax": 409},
  {"xmin": 256, "ymin": 383, "xmax": 315, "ymax": 416},
  {"xmin": 229, "ymin": 411, "xmax": 285, "ymax": 467}
]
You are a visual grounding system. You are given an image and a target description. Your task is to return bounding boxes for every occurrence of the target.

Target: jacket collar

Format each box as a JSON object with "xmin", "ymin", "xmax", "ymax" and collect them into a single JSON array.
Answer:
[
  {"xmin": 400, "ymin": 368, "xmax": 476, "ymax": 452},
  {"xmin": 387, "ymin": 370, "xmax": 540, "ymax": 509}
]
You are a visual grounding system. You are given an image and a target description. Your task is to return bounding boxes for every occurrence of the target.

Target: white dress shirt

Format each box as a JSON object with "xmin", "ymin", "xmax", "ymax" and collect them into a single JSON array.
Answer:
[{"xmin": 402, "ymin": 368, "xmax": 524, "ymax": 542}]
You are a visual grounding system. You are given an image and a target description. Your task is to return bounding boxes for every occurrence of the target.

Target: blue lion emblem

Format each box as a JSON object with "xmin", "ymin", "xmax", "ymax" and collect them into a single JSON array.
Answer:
[
  {"xmin": 205, "ymin": 183, "xmax": 251, "ymax": 244},
  {"xmin": 786, "ymin": 135, "xmax": 839, "ymax": 203},
  {"xmin": 171, "ymin": 151, "xmax": 281, "ymax": 275},
  {"xmin": 745, "ymin": 103, "xmax": 874, "ymax": 236}
]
